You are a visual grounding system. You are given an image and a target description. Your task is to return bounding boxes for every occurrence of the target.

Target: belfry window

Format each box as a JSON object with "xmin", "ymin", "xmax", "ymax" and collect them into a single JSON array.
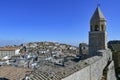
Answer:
[
  {"xmin": 101, "ymin": 24, "xmax": 104, "ymax": 31},
  {"xmin": 95, "ymin": 25, "xmax": 99, "ymax": 31}
]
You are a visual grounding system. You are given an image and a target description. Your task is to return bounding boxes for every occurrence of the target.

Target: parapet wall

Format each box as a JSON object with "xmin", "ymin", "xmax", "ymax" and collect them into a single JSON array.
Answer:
[
  {"xmin": 62, "ymin": 49, "xmax": 115, "ymax": 80},
  {"xmin": 107, "ymin": 61, "xmax": 116, "ymax": 80}
]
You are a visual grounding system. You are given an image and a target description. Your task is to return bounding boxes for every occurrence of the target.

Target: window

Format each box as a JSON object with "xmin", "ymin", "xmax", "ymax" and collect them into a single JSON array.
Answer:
[
  {"xmin": 95, "ymin": 25, "xmax": 99, "ymax": 31},
  {"xmin": 101, "ymin": 24, "xmax": 104, "ymax": 31}
]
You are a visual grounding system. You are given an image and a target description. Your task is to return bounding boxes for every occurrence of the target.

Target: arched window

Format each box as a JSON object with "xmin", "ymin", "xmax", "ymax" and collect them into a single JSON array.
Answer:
[
  {"xmin": 101, "ymin": 24, "xmax": 104, "ymax": 31},
  {"xmin": 95, "ymin": 25, "xmax": 99, "ymax": 31}
]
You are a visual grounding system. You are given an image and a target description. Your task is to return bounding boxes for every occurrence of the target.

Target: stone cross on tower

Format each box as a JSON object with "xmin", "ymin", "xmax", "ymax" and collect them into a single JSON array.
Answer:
[{"xmin": 89, "ymin": 6, "xmax": 108, "ymax": 55}]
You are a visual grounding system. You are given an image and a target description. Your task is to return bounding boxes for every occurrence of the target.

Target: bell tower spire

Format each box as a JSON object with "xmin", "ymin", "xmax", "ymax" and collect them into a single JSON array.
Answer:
[
  {"xmin": 89, "ymin": 6, "xmax": 107, "ymax": 55},
  {"xmin": 90, "ymin": 6, "xmax": 106, "ymax": 32}
]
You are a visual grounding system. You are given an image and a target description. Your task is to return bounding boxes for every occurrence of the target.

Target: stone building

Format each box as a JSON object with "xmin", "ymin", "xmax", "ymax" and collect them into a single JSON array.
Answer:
[
  {"xmin": 108, "ymin": 41, "xmax": 120, "ymax": 79},
  {"xmin": 89, "ymin": 6, "xmax": 108, "ymax": 55},
  {"xmin": 79, "ymin": 43, "xmax": 88, "ymax": 55},
  {"xmin": 108, "ymin": 41, "xmax": 120, "ymax": 68}
]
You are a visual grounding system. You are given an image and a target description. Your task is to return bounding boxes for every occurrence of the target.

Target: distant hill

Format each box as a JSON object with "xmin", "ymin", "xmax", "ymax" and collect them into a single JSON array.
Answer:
[{"xmin": 0, "ymin": 40, "xmax": 25, "ymax": 47}]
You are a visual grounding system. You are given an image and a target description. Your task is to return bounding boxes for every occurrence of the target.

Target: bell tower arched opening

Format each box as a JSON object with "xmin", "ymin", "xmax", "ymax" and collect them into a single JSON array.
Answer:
[
  {"xmin": 95, "ymin": 25, "xmax": 99, "ymax": 31},
  {"xmin": 101, "ymin": 24, "xmax": 104, "ymax": 31}
]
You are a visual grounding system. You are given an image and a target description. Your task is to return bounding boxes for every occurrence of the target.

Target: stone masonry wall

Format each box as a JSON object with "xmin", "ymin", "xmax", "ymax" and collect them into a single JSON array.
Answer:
[
  {"xmin": 107, "ymin": 61, "xmax": 116, "ymax": 80},
  {"xmin": 62, "ymin": 66, "xmax": 90, "ymax": 80},
  {"xmin": 62, "ymin": 49, "xmax": 115, "ymax": 80}
]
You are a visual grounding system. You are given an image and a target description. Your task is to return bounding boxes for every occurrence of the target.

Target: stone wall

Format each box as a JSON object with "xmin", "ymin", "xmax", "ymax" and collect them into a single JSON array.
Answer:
[
  {"xmin": 62, "ymin": 49, "xmax": 116, "ymax": 80},
  {"xmin": 107, "ymin": 61, "xmax": 116, "ymax": 80},
  {"xmin": 89, "ymin": 31, "xmax": 107, "ymax": 55},
  {"xmin": 62, "ymin": 66, "xmax": 90, "ymax": 80}
]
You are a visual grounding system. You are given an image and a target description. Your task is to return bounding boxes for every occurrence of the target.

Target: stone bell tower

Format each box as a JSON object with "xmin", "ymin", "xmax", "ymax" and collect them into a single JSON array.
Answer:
[{"xmin": 89, "ymin": 6, "xmax": 107, "ymax": 55}]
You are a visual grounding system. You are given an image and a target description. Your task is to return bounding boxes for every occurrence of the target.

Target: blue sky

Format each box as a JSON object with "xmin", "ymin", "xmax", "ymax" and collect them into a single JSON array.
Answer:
[{"xmin": 0, "ymin": 0, "xmax": 120, "ymax": 46}]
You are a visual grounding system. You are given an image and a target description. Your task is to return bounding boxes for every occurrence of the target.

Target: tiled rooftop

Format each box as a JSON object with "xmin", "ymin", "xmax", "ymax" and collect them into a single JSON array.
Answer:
[
  {"xmin": 0, "ymin": 66, "xmax": 31, "ymax": 80},
  {"xmin": 0, "ymin": 47, "xmax": 19, "ymax": 51}
]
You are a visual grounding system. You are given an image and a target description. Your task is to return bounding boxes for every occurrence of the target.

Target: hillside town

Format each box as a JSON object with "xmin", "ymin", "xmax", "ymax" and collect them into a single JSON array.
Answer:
[
  {"xmin": 0, "ymin": 2, "xmax": 119, "ymax": 80},
  {"xmin": 0, "ymin": 42, "xmax": 82, "ymax": 80}
]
